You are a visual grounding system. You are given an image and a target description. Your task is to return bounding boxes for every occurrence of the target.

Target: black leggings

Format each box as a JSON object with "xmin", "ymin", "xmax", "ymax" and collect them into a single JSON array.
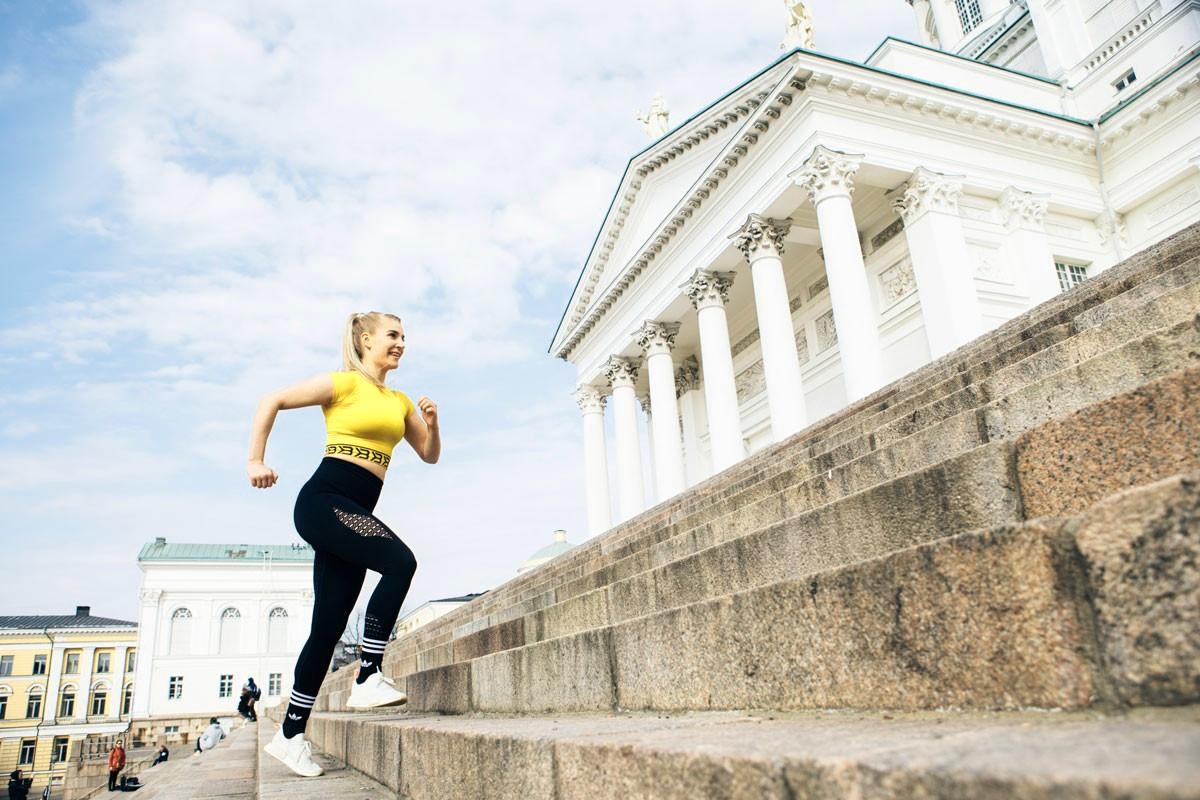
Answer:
[{"xmin": 291, "ymin": 457, "xmax": 417, "ymax": 698}]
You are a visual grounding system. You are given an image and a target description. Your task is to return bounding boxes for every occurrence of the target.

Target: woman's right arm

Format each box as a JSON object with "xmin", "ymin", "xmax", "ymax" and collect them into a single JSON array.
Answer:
[{"xmin": 247, "ymin": 373, "xmax": 336, "ymax": 489}]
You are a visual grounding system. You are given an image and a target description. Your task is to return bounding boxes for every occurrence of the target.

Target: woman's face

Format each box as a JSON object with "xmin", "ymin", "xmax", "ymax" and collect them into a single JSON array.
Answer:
[{"xmin": 361, "ymin": 318, "xmax": 405, "ymax": 370}]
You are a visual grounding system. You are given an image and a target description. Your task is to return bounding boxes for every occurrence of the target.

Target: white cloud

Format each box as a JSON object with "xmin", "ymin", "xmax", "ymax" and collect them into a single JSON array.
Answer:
[{"xmin": 0, "ymin": 0, "xmax": 915, "ymax": 616}]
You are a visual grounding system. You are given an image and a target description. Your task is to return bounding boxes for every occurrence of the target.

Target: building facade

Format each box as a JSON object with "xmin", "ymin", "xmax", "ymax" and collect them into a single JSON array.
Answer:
[
  {"xmin": 0, "ymin": 608, "xmax": 137, "ymax": 796},
  {"xmin": 394, "ymin": 593, "xmax": 486, "ymax": 638},
  {"xmin": 130, "ymin": 538, "xmax": 314, "ymax": 719},
  {"xmin": 553, "ymin": 0, "xmax": 1200, "ymax": 533}
]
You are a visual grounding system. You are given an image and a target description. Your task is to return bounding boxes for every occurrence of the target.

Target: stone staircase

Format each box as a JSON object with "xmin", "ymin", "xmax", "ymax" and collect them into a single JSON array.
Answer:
[{"xmin": 278, "ymin": 222, "xmax": 1200, "ymax": 799}]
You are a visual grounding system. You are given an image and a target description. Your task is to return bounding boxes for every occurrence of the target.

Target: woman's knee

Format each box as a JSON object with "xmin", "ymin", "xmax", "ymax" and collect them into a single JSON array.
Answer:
[{"xmin": 386, "ymin": 542, "xmax": 417, "ymax": 577}]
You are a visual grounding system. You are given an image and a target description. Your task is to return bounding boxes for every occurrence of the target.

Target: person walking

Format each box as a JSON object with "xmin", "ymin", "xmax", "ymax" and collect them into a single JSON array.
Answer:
[
  {"xmin": 106, "ymin": 739, "xmax": 125, "ymax": 791},
  {"xmin": 8, "ymin": 769, "xmax": 31, "ymax": 800},
  {"xmin": 249, "ymin": 312, "xmax": 439, "ymax": 778}
]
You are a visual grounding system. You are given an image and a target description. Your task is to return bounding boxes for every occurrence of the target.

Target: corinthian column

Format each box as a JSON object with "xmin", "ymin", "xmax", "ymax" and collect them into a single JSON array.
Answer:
[
  {"xmin": 1000, "ymin": 187, "xmax": 1060, "ymax": 306},
  {"xmin": 574, "ymin": 387, "xmax": 612, "ymax": 535},
  {"xmin": 731, "ymin": 213, "xmax": 807, "ymax": 439},
  {"xmin": 675, "ymin": 357, "xmax": 709, "ymax": 486},
  {"xmin": 792, "ymin": 146, "xmax": 884, "ymax": 401},
  {"xmin": 893, "ymin": 167, "xmax": 983, "ymax": 358},
  {"xmin": 635, "ymin": 321, "xmax": 686, "ymax": 499},
  {"xmin": 684, "ymin": 269, "xmax": 744, "ymax": 472},
  {"xmin": 604, "ymin": 357, "xmax": 646, "ymax": 521}
]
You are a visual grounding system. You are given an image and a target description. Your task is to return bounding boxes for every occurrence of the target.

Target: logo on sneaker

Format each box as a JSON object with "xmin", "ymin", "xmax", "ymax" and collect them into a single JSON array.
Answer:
[{"xmin": 287, "ymin": 713, "xmax": 302, "ymax": 720}]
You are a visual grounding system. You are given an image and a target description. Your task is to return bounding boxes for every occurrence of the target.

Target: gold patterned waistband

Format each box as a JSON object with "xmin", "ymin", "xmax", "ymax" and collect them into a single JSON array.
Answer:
[{"xmin": 325, "ymin": 444, "xmax": 391, "ymax": 467}]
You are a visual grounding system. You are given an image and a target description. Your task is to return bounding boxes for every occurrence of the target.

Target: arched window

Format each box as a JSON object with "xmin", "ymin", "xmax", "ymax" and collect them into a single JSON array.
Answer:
[
  {"xmin": 26, "ymin": 685, "xmax": 45, "ymax": 719},
  {"xmin": 267, "ymin": 608, "xmax": 288, "ymax": 653},
  {"xmin": 0, "ymin": 685, "xmax": 10, "ymax": 720},
  {"xmin": 169, "ymin": 608, "xmax": 192, "ymax": 656},
  {"xmin": 58, "ymin": 684, "xmax": 77, "ymax": 718},
  {"xmin": 89, "ymin": 682, "xmax": 109, "ymax": 717},
  {"xmin": 122, "ymin": 684, "xmax": 134, "ymax": 716},
  {"xmin": 219, "ymin": 607, "xmax": 242, "ymax": 655}
]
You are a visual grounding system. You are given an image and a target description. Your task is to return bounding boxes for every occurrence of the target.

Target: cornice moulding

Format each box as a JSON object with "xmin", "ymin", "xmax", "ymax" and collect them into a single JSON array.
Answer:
[{"xmin": 553, "ymin": 51, "xmax": 1099, "ymax": 361}]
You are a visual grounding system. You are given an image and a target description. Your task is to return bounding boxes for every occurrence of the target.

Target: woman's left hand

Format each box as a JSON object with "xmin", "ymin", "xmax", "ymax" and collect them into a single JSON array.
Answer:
[{"xmin": 418, "ymin": 396, "xmax": 438, "ymax": 428}]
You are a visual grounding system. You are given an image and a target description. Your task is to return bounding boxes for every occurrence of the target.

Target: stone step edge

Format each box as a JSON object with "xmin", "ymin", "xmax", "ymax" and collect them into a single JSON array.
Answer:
[
  {"xmin": 491, "ymin": 273, "xmax": 1200, "ymax": 620},
  {"xmin": 389, "ymin": 239, "xmax": 1200, "ymax": 650},
  {"xmin": 389, "ymin": 315, "xmax": 1200, "ymax": 665},
  {"xmin": 600, "ymin": 270, "xmax": 1200, "ymax": 562},
  {"xmin": 346, "ymin": 470, "xmax": 1198, "ymax": 716},
  {"xmin": 805, "ymin": 266, "xmax": 1200, "ymax": 462},
  {"xmin": 300, "ymin": 707, "xmax": 1200, "ymax": 800},
  {"xmin": 595, "ymin": 245, "xmax": 1200, "ymax": 546}
]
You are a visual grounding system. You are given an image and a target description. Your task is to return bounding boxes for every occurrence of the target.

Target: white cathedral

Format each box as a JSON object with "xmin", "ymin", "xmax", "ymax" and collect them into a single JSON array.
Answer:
[{"xmin": 551, "ymin": 0, "xmax": 1200, "ymax": 534}]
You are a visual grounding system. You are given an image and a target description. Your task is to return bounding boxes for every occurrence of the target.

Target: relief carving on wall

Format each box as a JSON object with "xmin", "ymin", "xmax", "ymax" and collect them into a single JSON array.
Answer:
[
  {"xmin": 795, "ymin": 329, "xmax": 810, "ymax": 365},
  {"xmin": 970, "ymin": 242, "xmax": 1010, "ymax": 282},
  {"xmin": 735, "ymin": 360, "xmax": 767, "ymax": 404},
  {"xmin": 815, "ymin": 310, "xmax": 838, "ymax": 352},
  {"xmin": 878, "ymin": 258, "xmax": 916, "ymax": 307}
]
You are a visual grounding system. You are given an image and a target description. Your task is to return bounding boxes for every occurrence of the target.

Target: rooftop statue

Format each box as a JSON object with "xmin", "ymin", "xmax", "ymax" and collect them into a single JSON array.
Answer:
[
  {"xmin": 781, "ymin": 0, "xmax": 816, "ymax": 50},
  {"xmin": 636, "ymin": 93, "xmax": 671, "ymax": 139}
]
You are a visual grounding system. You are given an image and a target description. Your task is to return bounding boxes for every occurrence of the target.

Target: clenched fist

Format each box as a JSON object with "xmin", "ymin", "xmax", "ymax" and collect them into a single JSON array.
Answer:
[
  {"xmin": 418, "ymin": 396, "xmax": 438, "ymax": 428},
  {"xmin": 247, "ymin": 460, "xmax": 279, "ymax": 489}
]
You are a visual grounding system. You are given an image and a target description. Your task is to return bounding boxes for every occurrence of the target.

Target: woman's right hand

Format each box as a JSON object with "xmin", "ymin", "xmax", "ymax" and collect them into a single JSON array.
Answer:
[{"xmin": 247, "ymin": 460, "xmax": 279, "ymax": 489}]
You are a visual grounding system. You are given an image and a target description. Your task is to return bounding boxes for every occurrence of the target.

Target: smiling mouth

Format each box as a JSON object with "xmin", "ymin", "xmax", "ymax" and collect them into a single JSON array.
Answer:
[{"xmin": 388, "ymin": 350, "xmax": 403, "ymax": 357}]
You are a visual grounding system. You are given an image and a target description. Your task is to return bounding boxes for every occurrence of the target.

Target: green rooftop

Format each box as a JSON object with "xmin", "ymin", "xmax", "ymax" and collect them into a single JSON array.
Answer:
[{"xmin": 138, "ymin": 537, "xmax": 314, "ymax": 562}]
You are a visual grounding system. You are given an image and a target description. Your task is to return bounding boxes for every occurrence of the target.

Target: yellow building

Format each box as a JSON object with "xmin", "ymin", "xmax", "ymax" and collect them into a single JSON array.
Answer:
[{"xmin": 0, "ymin": 606, "xmax": 136, "ymax": 797}]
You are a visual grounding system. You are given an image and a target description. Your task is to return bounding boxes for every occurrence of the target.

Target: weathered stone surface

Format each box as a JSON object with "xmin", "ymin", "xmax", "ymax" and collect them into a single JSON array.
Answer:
[
  {"xmin": 612, "ymin": 519, "xmax": 1096, "ymax": 712},
  {"xmin": 452, "ymin": 616, "xmax": 525, "ymax": 661},
  {"xmin": 407, "ymin": 663, "xmax": 469, "ymax": 713},
  {"xmin": 471, "ymin": 628, "xmax": 615, "ymax": 712},
  {"xmin": 1073, "ymin": 472, "xmax": 1200, "ymax": 706},
  {"xmin": 344, "ymin": 715, "xmax": 406, "ymax": 791},
  {"xmin": 298, "ymin": 708, "xmax": 1200, "ymax": 800},
  {"xmin": 131, "ymin": 722, "xmax": 257, "ymax": 800},
  {"xmin": 983, "ymin": 316, "xmax": 1200, "ymax": 441},
  {"xmin": 258, "ymin": 720, "xmax": 394, "ymax": 800},
  {"xmin": 609, "ymin": 442, "xmax": 1020, "ymax": 625},
  {"xmin": 526, "ymin": 586, "xmax": 611, "ymax": 644},
  {"xmin": 1018, "ymin": 367, "xmax": 1200, "ymax": 518}
]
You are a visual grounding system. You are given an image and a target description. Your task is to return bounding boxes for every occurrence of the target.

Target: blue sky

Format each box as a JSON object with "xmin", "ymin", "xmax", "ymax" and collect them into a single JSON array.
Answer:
[{"xmin": 0, "ymin": 1, "xmax": 915, "ymax": 621}]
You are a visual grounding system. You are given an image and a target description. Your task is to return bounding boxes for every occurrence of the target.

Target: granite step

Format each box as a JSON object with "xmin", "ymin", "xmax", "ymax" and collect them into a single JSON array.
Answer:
[
  {"xmin": 408, "ymin": 246, "xmax": 1200, "ymax": 645},
  {"xmin": 299, "ymin": 707, "xmax": 1200, "ymax": 800},
  {"xmin": 316, "ymin": 228, "xmax": 1200, "ymax": 711},
  {"xmin": 493, "ymin": 261, "xmax": 1200, "ymax": 616},
  {"xmin": 379, "ymin": 313, "xmax": 1200, "ymax": 684},
  {"xmin": 256, "ymin": 716, "xmax": 391, "ymax": 799},
  {"xmin": 342, "ymin": 465, "xmax": 1200, "ymax": 716},
  {"xmin": 127, "ymin": 720, "xmax": 257, "ymax": 800}
]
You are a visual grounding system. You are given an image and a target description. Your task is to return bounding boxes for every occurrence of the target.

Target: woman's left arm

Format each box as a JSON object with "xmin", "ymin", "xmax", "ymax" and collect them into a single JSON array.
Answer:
[{"xmin": 404, "ymin": 396, "xmax": 441, "ymax": 464}]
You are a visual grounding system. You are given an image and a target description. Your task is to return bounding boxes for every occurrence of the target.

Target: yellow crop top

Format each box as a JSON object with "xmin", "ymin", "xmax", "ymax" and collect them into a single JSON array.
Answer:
[{"xmin": 323, "ymin": 371, "xmax": 415, "ymax": 468}]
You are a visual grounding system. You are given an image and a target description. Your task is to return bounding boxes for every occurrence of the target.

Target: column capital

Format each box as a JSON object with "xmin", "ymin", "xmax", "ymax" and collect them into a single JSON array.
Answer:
[
  {"xmin": 683, "ymin": 269, "xmax": 736, "ymax": 311},
  {"xmin": 792, "ymin": 145, "xmax": 864, "ymax": 205},
  {"xmin": 999, "ymin": 186, "xmax": 1049, "ymax": 231},
  {"xmin": 892, "ymin": 167, "xmax": 963, "ymax": 225},
  {"xmin": 638, "ymin": 394, "xmax": 652, "ymax": 415},
  {"xmin": 574, "ymin": 386, "xmax": 607, "ymax": 414},
  {"xmin": 604, "ymin": 356, "xmax": 641, "ymax": 389},
  {"xmin": 675, "ymin": 355, "xmax": 701, "ymax": 397},
  {"xmin": 634, "ymin": 321, "xmax": 681, "ymax": 356},
  {"xmin": 730, "ymin": 213, "xmax": 792, "ymax": 262}
]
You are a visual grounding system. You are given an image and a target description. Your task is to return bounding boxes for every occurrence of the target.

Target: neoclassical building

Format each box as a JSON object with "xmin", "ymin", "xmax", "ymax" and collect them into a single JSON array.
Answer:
[
  {"xmin": 553, "ymin": 0, "xmax": 1200, "ymax": 533},
  {"xmin": 130, "ymin": 538, "xmax": 314, "ymax": 718}
]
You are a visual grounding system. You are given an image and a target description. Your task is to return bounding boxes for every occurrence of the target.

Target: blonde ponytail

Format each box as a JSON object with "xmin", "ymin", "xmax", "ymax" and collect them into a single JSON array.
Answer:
[{"xmin": 341, "ymin": 311, "xmax": 402, "ymax": 388}]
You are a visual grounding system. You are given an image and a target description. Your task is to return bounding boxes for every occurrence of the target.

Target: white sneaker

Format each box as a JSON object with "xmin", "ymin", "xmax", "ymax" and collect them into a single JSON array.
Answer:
[
  {"xmin": 263, "ymin": 727, "xmax": 323, "ymax": 778},
  {"xmin": 346, "ymin": 672, "xmax": 408, "ymax": 709}
]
